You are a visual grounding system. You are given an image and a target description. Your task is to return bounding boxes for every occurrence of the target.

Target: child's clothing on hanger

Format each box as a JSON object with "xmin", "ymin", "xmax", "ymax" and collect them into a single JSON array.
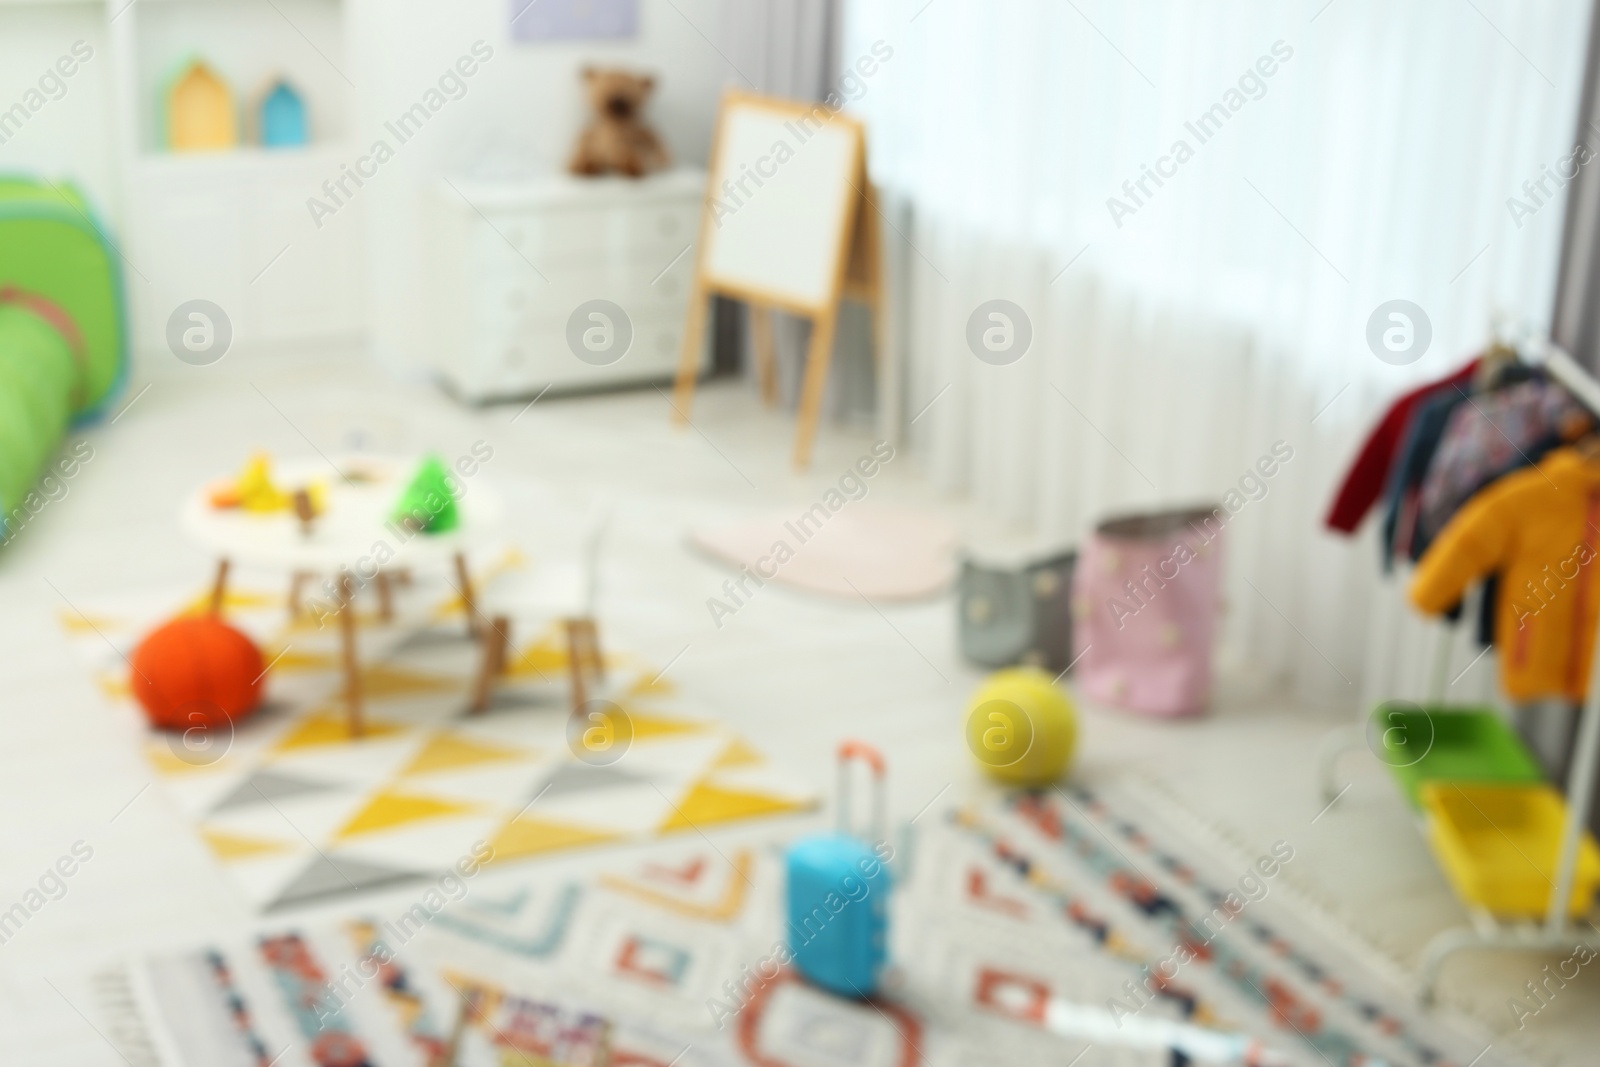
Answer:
[
  {"xmin": 1413, "ymin": 377, "xmax": 1589, "ymax": 555},
  {"xmin": 1411, "ymin": 447, "xmax": 1600, "ymax": 703},
  {"xmin": 1323, "ymin": 358, "xmax": 1478, "ymax": 534},
  {"xmin": 1380, "ymin": 389, "xmax": 1470, "ymax": 570}
]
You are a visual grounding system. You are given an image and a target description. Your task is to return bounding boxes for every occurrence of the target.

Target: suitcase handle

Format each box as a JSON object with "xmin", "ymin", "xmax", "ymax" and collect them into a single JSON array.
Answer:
[{"xmin": 836, "ymin": 740, "xmax": 886, "ymax": 843}]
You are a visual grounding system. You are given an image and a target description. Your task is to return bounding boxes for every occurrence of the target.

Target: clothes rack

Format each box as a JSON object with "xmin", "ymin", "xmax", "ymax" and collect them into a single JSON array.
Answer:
[{"xmin": 1317, "ymin": 336, "xmax": 1600, "ymax": 1004}]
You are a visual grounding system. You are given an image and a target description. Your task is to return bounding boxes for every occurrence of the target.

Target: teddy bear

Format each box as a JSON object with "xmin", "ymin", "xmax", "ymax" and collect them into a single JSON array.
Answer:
[{"xmin": 568, "ymin": 67, "xmax": 670, "ymax": 178}]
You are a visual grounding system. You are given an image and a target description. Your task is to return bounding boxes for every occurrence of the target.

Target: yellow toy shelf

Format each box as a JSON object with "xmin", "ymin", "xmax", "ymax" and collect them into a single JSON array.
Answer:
[{"xmin": 1421, "ymin": 782, "xmax": 1600, "ymax": 918}]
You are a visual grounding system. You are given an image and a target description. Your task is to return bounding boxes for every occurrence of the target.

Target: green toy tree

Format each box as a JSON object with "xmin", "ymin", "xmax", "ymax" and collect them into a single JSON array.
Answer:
[{"xmin": 391, "ymin": 454, "xmax": 459, "ymax": 534}]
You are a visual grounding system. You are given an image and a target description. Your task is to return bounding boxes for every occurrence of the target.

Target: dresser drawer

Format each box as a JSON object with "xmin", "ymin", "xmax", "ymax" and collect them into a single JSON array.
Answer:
[
  {"xmin": 432, "ymin": 169, "xmax": 709, "ymax": 401},
  {"xmin": 472, "ymin": 200, "xmax": 698, "ymax": 265},
  {"xmin": 619, "ymin": 201, "xmax": 698, "ymax": 248},
  {"xmin": 467, "ymin": 313, "xmax": 690, "ymax": 400},
  {"xmin": 628, "ymin": 316, "xmax": 689, "ymax": 373},
  {"xmin": 473, "ymin": 253, "xmax": 693, "ymax": 334},
  {"xmin": 480, "ymin": 330, "xmax": 593, "ymax": 394},
  {"xmin": 636, "ymin": 243, "xmax": 695, "ymax": 305},
  {"xmin": 474, "ymin": 263, "xmax": 631, "ymax": 327},
  {"xmin": 476, "ymin": 207, "xmax": 611, "ymax": 260}
]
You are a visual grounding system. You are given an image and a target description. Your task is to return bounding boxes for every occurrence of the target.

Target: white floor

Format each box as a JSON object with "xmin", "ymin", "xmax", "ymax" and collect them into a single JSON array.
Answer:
[{"xmin": 1, "ymin": 347, "xmax": 1595, "ymax": 1066}]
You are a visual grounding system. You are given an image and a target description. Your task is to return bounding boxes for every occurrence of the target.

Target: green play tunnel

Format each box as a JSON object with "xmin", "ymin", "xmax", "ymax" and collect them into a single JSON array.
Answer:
[{"xmin": 0, "ymin": 177, "xmax": 126, "ymax": 542}]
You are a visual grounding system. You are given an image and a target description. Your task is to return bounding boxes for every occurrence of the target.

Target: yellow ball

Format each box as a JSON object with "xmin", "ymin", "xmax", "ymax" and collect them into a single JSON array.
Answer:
[{"xmin": 965, "ymin": 668, "xmax": 1077, "ymax": 786}]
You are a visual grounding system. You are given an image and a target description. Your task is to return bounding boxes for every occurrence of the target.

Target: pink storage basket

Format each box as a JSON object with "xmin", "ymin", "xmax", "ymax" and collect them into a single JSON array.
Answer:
[{"xmin": 1071, "ymin": 506, "xmax": 1224, "ymax": 717}]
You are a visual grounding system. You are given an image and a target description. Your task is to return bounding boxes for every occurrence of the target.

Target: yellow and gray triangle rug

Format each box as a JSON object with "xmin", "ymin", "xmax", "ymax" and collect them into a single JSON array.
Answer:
[{"xmin": 61, "ymin": 564, "xmax": 817, "ymax": 912}]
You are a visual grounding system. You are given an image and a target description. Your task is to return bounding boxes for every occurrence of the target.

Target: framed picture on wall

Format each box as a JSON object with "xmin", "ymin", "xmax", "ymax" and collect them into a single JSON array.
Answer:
[{"xmin": 511, "ymin": 0, "xmax": 638, "ymax": 42}]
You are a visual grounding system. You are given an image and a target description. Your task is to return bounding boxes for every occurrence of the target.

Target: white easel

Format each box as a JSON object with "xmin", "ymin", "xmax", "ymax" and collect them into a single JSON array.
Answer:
[{"xmin": 671, "ymin": 90, "xmax": 884, "ymax": 469}]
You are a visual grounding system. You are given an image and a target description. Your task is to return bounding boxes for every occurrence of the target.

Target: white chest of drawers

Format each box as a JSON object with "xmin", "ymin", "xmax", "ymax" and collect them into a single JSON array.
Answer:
[{"xmin": 429, "ymin": 168, "xmax": 707, "ymax": 401}]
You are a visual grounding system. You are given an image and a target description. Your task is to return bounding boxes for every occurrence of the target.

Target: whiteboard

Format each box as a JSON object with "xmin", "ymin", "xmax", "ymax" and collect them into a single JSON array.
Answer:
[{"xmin": 700, "ymin": 96, "xmax": 861, "ymax": 312}]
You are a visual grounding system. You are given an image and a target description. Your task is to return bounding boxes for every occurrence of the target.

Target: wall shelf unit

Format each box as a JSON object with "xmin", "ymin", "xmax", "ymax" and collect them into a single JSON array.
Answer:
[{"xmin": 49, "ymin": 0, "xmax": 369, "ymax": 352}]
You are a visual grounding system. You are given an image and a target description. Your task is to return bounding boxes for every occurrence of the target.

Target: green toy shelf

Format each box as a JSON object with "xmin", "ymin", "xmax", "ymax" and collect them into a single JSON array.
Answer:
[{"xmin": 1371, "ymin": 704, "xmax": 1544, "ymax": 809}]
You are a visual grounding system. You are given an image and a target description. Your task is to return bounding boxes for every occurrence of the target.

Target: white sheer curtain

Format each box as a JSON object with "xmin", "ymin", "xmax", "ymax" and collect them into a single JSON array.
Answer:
[
  {"xmin": 724, "ymin": 0, "xmax": 839, "ymax": 99},
  {"xmin": 843, "ymin": 0, "xmax": 1592, "ymax": 707}
]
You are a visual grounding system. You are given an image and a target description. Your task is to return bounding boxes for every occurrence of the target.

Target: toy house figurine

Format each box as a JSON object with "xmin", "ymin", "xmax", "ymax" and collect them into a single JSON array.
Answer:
[
  {"xmin": 164, "ymin": 58, "xmax": 238, "ymax": 151},
  {"xmin": 257, "ymin": 78, "xmax": 309, "ymax": 148}
]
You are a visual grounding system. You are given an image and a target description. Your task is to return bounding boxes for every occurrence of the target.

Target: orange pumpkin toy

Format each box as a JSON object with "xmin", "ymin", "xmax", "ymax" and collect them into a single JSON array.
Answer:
[{"xmin": 129, "ymin": 616, "xmax": 266, "ymax": 730}]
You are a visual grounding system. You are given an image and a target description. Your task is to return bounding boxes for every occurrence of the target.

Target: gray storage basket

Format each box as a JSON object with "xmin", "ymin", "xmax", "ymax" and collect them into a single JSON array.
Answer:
[{"xmin": 957, "ymin": 548, "xmax": 1076, "ymax": 672}]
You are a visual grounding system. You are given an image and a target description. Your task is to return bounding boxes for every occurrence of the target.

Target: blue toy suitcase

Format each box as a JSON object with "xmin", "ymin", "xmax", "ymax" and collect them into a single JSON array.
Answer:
[{"xmin": 786, "ymin": 741, "xmax": 891, "ymax": 997}]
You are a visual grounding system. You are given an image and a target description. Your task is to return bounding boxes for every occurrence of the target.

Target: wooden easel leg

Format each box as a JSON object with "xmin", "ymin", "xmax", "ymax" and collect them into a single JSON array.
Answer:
[
  {"xmin": 872, "ymin": 302, "xmax": 889, "ymax": 401},
  {"xmin": 339, "ymin": 575, "xmax": 364, "ymax": 737},
  {"xmin": 672, "ymin": 285, "xmax": 710, "ymax": 423},
  {"xmin": 209, "ymin": 558, "xmax": 231, "ymax": 617},
  {"xmin": 454, "ymin": 552, "xmax": 478, "ymax": 637},
  {"xmin": 375, "ymin": 571, "xmax": 394, "ymax": 622},
  {"xmin": 792, "ymin": 311, "xmax": 840, "ymax": 469},
  {"xmin": 870, "ymin": 268, "xmax": 893, "ymax": 444},
  {"xmin": 752, "ymin": 304, "xmax": 778, "ymax": 407},
  {"xmin": 288, "ymin": 570, "xmax": 309, "ymax": 620},
  {"xmin": 470, "ymin": 615, "xmax": 511, "ymax": 714},
  {"xmin": 863, "ymin": 181, "xmax": 887, "ymax": 379},
  {"xmin": 865, "ymin": 259, "xmax": 893, "ymax": 445}
]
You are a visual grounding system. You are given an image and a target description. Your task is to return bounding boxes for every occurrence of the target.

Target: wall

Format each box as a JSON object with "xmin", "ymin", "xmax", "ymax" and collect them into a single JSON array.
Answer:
[
  {"xmin": 0, "ymin": 0, "xmax": 732, "ymax": 376},
  {"xmin": 0, "ymin": 5, "xmax": 118, "ymax": 226},
  {"xmin": 347, "ymin": 0, "xmax": 733, "ymax": 377}
]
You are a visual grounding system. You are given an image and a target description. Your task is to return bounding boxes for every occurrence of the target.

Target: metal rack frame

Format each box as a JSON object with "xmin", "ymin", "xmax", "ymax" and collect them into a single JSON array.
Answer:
[{"xmin": 1318, "ymin": 342, "xmax": 1600, "ymax": 1004}]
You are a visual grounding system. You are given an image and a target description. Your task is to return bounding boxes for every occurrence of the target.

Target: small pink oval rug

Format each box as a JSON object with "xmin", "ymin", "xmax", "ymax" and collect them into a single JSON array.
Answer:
[{"xmin": 689, "ymin": 503, "xmax": 957, "ymax": 601}]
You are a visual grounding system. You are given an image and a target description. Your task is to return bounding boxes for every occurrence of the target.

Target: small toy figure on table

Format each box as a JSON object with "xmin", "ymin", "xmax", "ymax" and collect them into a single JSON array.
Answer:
[{"xmin": 208, "ymin": 452, "xmax": 325, "ymax": 518}]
